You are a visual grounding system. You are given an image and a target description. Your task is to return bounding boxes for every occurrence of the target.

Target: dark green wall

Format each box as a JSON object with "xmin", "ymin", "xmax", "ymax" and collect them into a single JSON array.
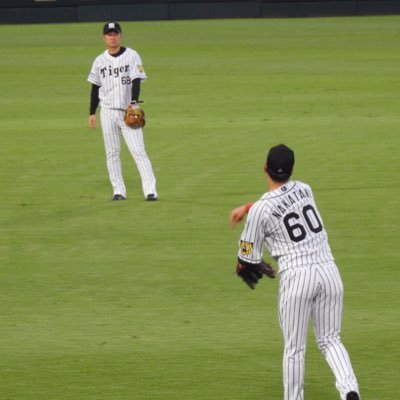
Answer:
[{"xmin": 1, "ymin": 0, "xmax": 399, "ymax": 24}]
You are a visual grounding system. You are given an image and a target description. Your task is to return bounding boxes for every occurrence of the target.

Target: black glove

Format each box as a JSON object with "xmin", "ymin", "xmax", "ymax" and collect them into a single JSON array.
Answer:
[{"xmin": 236, "ymin": 259, "xmax": 276, "ymax": 289}]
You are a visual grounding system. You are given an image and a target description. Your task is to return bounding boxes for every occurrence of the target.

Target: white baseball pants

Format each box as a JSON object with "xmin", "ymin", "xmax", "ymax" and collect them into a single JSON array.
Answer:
[
  {"xmin": 278, "ymin": 263, "xmax": 360, "ymax": 400},
  {"xmin": 100, "ymin": 107, "xmax": 157, "ymax": 198}
]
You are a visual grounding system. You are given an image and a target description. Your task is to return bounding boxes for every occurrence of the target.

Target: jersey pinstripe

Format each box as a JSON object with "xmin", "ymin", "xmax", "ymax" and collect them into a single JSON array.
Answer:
[
  {"xmin": 88, "ymin": 47, "xmax": 147, "ymax": 110},
  {"xmin": 238, "ymin": 180, "xmax": 334, "ymax": 272}
]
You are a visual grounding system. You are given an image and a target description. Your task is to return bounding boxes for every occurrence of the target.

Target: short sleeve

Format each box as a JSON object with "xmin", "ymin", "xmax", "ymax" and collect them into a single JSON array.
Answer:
[
  {"xmin": 237, "ymin": 202, "xmax": 266, "ymax": 264},
  {"xmin": 87, "ymin": 58, "xmax": 101, "ymax": 86},
  {"xmin": 130, "ymin": 52, "xmax": 147, "ymax": 81}
]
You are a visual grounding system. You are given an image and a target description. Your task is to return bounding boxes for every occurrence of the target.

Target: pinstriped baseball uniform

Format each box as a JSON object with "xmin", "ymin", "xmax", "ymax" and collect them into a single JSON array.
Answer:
[
  {"xmin": 238, "ymin": 180, "xmax": 359, "ymax": 400},
  {"xmin": 88, "ymin": 47, "xmax": 157, "ymax": 199}
]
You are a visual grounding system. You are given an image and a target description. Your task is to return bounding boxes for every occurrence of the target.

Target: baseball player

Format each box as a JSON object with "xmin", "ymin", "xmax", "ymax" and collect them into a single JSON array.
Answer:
[
  {"xmin": 88, "ymin": 22, "xmax": 158, "ymax": 201},
  {"xmin": 231, "ymin": 144, "xmax": 360, "ymax": 400}
]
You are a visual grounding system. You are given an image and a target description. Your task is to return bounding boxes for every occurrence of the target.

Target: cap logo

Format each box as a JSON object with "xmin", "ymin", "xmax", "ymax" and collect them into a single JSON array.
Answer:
[{"xmin": 108, "ymin": 23, "xmax": 115, "ymax": 29}]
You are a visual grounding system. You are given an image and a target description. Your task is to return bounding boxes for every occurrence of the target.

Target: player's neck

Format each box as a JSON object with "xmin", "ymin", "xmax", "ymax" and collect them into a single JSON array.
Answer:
[
  {"xmin": 107, "ymin": 46, "xmax": 127, "ymax": 58},
  {"xmin": 267, "ymin": 176, "xmax": 287, "ymax": 192},
  {"xmin": 107, "ymin": 45, "xmax": 121, "ymax": 55}
]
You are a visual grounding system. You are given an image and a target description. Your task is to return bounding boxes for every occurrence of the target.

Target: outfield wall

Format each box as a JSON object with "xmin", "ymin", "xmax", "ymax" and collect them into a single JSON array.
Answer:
[{"xmin": 1, "ymin": 0, "xmax": 399, "ymax": 24}]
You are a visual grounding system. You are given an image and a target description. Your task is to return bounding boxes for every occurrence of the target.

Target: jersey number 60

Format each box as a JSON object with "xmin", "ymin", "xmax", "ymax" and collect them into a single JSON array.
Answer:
[{"xmin": 283, "ymin": 205, "xmax": 323, "ymax": 242}]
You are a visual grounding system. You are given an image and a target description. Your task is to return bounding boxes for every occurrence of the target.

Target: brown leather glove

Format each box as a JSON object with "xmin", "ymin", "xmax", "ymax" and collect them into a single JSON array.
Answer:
[{"xmin": 124, "ymin": 104, "xmax": 145, "ymax": 129}]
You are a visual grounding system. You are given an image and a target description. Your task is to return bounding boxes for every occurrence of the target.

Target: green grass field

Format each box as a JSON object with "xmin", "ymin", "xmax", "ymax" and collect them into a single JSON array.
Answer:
[{"xmin": 0, "ymin": 15, "xmax": 399, "ymax": 399}]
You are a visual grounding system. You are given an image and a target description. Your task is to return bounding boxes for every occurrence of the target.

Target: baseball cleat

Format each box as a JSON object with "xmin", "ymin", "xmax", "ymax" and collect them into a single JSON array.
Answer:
[
  {"xmin": 146, "ymin": 194, "xmax": 157, "ymax": 201},
  {"xmin": 112, "ymin": 194, "xmax": 126, "ymax": 201},
  {"xmin": 346, "ymin": 392, "xmax": 360, "ymax": 400}
]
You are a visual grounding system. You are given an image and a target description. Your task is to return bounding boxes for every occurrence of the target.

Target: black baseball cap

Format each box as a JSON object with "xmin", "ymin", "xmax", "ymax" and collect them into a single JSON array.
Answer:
[
  {"xmin": 266, "ymin": 144, "xmax": 295, "ymax": 182},
  {"xmin": 103, "ymin": 22, "xmax": 122, "ymax": 34}
]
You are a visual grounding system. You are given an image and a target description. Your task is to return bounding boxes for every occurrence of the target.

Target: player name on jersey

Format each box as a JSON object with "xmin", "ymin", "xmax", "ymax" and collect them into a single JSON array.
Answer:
[{"xmin": 271, "ymin": 185, "xmax": 312, "ymax": 219}]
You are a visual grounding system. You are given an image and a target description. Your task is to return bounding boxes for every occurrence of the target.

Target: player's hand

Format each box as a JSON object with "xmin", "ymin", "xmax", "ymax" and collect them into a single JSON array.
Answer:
[
  {"xmin": 88, "ymin": 115, "xmax": 96, "ymax": 129},
  {"xmin": 229, "ymin": 204, "xmax": 249, "ymax": 227}
]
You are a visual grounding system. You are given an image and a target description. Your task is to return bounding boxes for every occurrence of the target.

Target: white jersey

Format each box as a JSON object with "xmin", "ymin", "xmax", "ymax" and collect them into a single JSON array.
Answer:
[
  {"xmin": 237, "ymin": 179, "xmax": 360, "ymax": 399},
  {"xmin": 87, "ymin": 47, "xmax": 147, "ymax": 110},
  {"xmin": 238, "ymin": 180, "xmax": 334, "ymax": 272}
]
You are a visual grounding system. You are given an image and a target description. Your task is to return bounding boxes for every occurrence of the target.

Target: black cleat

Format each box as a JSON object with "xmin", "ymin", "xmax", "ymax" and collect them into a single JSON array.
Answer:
[
  {"xmin": 112, "ymin": 194, "xmax": 126, "ymax": 201},
  {"xmin": 346, "ymin": 392, "xmax": 360, "ymax": 400},
  {"xmin": 146, "ymin": 194, "xmax": 157, "ymax": 201}
]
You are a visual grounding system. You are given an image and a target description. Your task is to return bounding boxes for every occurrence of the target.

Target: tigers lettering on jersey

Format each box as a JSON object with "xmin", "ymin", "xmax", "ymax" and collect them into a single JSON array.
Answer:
[
  {"xmin": 100, "ymin": 64, "xmax": 129, "ymax": 78},
  {"xmin": 87, "ymin": 47, "xmax": 147, "ymax": 110}
]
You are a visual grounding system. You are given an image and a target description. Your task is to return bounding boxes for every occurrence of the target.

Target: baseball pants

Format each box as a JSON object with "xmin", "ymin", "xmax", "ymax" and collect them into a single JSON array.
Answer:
[
  {"xmin": 100, "ymin": 107, "xmax": 157, "ymax": 198},
  {"xmin": 278, "ymin": 263, "xmax": 359, "ymax": 400}
]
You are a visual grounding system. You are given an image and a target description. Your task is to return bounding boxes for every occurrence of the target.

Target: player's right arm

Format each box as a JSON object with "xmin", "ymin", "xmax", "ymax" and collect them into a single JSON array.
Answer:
[
  {"xmin": 88, "ymin": 84, "xmax": 100, "ymax": 129},
  {"xmin": 87, "ymin": 57, "xmax": 102, "ymax": 129},
  {"xmin": 88, "ymin": 114, "xmax": 96, "ymax": 129},
  {"xmin": 229, "ymin": 202, "xmax": 253, "ymax": 227}
]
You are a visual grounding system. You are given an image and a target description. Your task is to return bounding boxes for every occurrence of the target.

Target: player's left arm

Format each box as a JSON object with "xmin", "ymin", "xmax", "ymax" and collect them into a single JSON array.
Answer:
[
  {"xmin": 126, "ymin": 77, "xmax": 145, "ymax": 128},
  {"xmin": 237, "ymin": 204, "xmax": 264, "ymax": 264},
  {"xmin": 124, "ymin": 57, "xmax": 145, "ymax": 128},
  {"xmin": 235, "ymin": 204, "xmax": 275, "ymax": 288},
  {"xmin": 130, "ymin": 51, "xmax": 147, "ymax": 82}
]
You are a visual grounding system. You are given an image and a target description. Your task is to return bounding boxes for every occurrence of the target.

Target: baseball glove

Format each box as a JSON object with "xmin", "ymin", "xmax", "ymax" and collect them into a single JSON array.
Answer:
[
  {"xmin": 124, "ymin": 104, "xmax": 145, "ymax": 129},
  {"xmin": 236, "ymin": 259, "xmax": 276, "ymax": 289}
]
